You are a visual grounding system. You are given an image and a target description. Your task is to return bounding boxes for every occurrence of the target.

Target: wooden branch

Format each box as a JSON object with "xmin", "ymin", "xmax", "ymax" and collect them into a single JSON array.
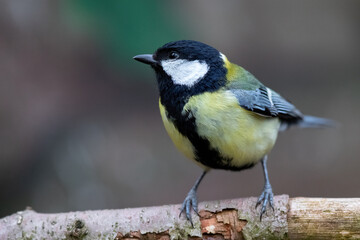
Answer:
[{"xmin": 1, "ymin": 195, "xmax": 359, "ymax": 239}]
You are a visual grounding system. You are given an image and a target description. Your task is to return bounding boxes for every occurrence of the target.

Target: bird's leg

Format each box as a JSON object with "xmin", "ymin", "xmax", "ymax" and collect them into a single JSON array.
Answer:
[
  {"xmin": 255, "ymin": 155, "xmax": 274, "ymax": 220},
  {"xmin": 179, "ymin": 170, "xmax": 208, "ymax": 226}
]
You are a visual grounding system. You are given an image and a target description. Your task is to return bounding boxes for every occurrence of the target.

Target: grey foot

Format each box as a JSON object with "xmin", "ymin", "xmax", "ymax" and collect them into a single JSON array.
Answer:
[
  {"xmin": 255, "ymin": 184, "xmax": 274, "ymax": 221},
  {"xmin": 179, "ymin": 188, "xmax": 199, "ymax": 226}
]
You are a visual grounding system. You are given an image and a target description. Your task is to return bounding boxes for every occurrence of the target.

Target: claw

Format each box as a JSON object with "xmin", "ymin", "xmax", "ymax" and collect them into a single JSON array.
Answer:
[
  {"xmin": 256, "ymin": 184, "xmax": 274, "ymax": 221},
  {"xmin": 193, "ymin": 206, "xmax": 200, "ymax": 217},
  {"xmin": 179, "ymin": 188, "xmax": 198, "ymax": 226},
  {"xmin": 269, "ymin": 194, "xmax": 274, "ymax": 211}
]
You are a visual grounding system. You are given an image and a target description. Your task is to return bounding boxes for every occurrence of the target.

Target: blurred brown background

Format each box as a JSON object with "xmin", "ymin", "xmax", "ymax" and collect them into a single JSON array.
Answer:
[{"xmin": 1, "ymin": 0, "xmax": 359, "ymax": 217}]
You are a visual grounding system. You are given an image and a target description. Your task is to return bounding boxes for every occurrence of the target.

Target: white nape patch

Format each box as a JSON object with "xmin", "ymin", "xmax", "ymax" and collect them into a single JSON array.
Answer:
[
  {"xmin": 161, "ymin": 59, "xmax": 209, "ymax": 87},
  {"xmin": 220, "ymin": 52, "xmax": 227, "ymax": 61},
  {"xmin": 266, "ymin": 87, "xmax": 274, "ymax": 106}
]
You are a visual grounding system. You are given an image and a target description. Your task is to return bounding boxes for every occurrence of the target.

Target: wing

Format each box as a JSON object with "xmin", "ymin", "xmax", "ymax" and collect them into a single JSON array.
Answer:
[{"xmin": 226, "ymin": 69, "xmax": 303, "ymax": 122}]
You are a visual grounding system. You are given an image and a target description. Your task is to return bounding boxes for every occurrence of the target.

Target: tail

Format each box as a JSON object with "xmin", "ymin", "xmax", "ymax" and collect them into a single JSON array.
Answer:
[
  {"xmin": 298, "ymin": 115, "xmax": 336, "ymax": 128},
  {"xmin": 280, "ymin": 115, "xmax": 336, "ymax": 131}
]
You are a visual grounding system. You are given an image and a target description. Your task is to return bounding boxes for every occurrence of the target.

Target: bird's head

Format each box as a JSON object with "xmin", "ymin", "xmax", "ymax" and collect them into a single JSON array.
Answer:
[{"xmin": 134, "ymin": 40, "xmax": 228, "ymax": 93}]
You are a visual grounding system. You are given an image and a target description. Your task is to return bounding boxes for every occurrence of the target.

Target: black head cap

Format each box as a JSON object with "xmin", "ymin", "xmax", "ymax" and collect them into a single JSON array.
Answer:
[{"xmin": 154, "ymin": 40, "xmax": 221, "ymax": 64}]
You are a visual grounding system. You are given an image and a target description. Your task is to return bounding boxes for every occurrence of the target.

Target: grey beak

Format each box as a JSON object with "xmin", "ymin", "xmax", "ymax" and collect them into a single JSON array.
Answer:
[{"xmin": 133, "ymin": 54, "xmax": 158, "ymax": 65}]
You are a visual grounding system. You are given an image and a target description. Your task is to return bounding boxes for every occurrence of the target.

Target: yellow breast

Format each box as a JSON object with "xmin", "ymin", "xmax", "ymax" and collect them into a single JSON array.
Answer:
[{"xmin": 183, "ymin": 90, "xmax": 280, "ymax": 167}]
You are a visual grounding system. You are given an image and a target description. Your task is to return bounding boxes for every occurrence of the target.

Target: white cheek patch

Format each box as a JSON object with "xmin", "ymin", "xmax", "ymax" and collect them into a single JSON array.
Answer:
[{"xmin": 161, "ymin": 59, "xmax": 209, "ymax": 87}]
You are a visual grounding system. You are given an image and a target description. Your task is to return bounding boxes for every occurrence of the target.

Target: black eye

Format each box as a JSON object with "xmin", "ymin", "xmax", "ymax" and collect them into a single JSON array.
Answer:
[{"xmin": 169, "ymin": 51, "xmax": 179, "ymax": 60}]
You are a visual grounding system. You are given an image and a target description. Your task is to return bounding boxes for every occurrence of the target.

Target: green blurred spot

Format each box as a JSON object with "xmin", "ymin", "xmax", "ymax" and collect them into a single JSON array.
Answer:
[{"xmin": 61, "ymin": 0, "xmax": 186, "ymax": 77}]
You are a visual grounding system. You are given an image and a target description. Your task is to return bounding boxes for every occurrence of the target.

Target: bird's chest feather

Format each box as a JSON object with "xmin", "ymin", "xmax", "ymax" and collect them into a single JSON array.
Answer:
[{"xmin": 159, "ymin": 90, "xmax": 280, "ymax": 170}]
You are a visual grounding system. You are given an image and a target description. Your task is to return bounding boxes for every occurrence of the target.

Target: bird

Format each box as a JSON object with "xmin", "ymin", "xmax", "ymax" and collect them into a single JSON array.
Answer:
[{"xmin": 133, "ymin": 40, "xmax": 333, "ymax": 225}]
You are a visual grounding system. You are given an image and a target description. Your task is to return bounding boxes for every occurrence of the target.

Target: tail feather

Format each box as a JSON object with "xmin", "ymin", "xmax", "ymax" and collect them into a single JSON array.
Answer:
[
  {"xmin": 298, "ymin": 115, "xmax": 336, "ymax": 128},
  {"xmin": 280, "ymin": 115, "xmax": 335, "ymax": 131}
]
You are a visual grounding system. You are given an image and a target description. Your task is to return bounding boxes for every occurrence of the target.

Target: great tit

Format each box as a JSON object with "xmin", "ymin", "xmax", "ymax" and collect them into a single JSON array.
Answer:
[{"xmin": 134, "ymin": 40, "xmax": 332, "ymax": 224}]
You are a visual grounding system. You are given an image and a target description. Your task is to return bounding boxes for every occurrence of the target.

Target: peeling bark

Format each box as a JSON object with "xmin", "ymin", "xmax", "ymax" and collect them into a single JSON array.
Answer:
[
  {"xmin": 1, "ymin": 195, "xmax": 359, "ymax": 240},
  {"xmin": 200, "ymin": 209, "xmax": 247, "ymax": 240}
]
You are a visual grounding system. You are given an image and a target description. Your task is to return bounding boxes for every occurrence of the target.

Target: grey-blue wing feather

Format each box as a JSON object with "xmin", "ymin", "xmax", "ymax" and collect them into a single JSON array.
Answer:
[
  {"xmin": 229, "ymin": 85, "xmax": 303, "ymax": 122},
  {"xmin": 229, "ymin": 86, "xmax": 278, "ymax": 117}
]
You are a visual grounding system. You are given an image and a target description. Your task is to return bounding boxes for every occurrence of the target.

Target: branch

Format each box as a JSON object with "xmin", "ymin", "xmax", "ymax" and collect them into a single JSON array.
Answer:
[{"xmin": 1, "ymin": 195, "xmax": 359, "ymax": 239}]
